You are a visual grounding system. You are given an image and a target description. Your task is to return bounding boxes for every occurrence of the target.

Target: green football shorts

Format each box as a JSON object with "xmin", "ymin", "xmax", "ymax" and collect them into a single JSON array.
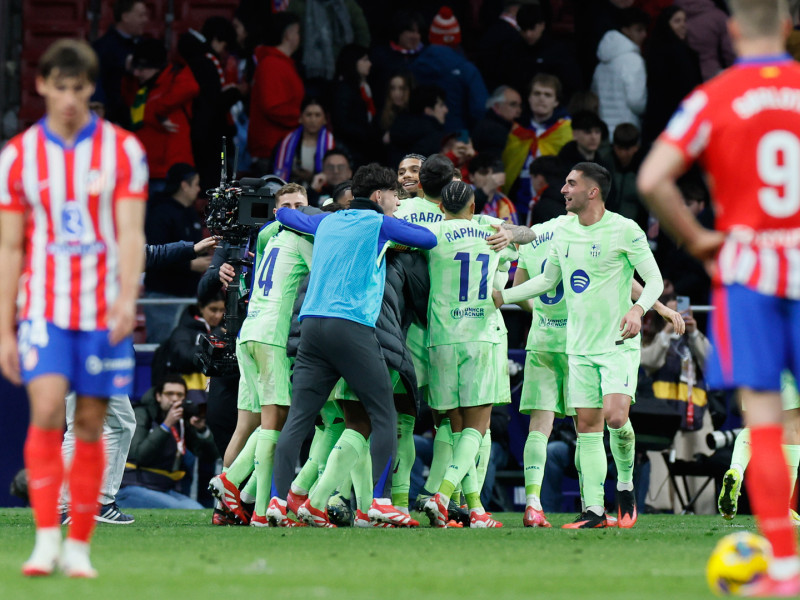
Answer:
[
  {"xmin": 519, "ymin": 350, "xmax": 573, "ymax": 417},
  {"xmin": 567, "ymin": 346, "xmax": 639, "ymax": 410},
  {"xmin": 428, "ymin": 341, "xmax": 497, "ymax": 411},
  {"xmin": 236, "ymin": 340, "xmax": 292, "ymax": 412},
  {"xmin": 333, "ymin": 369, "xmax": 404, "ymax": 401}
]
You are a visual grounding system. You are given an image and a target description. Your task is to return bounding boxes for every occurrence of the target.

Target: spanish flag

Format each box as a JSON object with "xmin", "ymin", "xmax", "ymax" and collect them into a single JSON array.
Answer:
[{"xmin": 502, "ymin": 118, "xmax": 573, "ymax": 194}]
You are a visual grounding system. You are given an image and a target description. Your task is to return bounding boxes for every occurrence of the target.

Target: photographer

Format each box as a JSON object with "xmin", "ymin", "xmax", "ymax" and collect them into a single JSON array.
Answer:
[{"xmin": 117, "ymin": 375, "xmax": 219, "ymax": 509}]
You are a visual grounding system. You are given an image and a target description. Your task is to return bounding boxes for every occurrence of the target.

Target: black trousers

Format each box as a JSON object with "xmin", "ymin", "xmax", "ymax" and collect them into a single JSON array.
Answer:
[{"xmin": 273, "ymin": 317, "xmax": 398, "ymax": 498}]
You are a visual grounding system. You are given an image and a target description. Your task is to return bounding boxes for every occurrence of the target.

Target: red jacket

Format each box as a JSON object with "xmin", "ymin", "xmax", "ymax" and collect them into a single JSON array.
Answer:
[
  {"xmin": 248, "ymin": 46, "xmax": 305, "ymax": 159},
  {"xmin": 134, "ymin": 65, "xmax": 199, "ymax": 179}
]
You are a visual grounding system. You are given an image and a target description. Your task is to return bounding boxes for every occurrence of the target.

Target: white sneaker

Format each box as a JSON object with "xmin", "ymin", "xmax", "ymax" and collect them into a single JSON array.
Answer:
[
  {"xmin": 58, "ymin": 539, "xmax": 98, "ymax": 578},
  {"xmin": 22, "ymin": 527, "xmax": 61, "ymax": 576}
]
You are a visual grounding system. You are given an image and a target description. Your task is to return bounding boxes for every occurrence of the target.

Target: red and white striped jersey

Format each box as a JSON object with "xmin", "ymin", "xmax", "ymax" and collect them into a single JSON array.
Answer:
[
  {"xmin": 0, "ymin": 116, "xmax": 148, "ymax": 330},
  {"xmin": 660, "ymin": 55, "xmax": 800, "ymax": 299}
]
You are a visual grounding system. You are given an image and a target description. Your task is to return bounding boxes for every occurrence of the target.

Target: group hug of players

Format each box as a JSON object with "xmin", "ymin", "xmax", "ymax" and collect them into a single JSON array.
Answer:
[{"xmin": 207, "ymin": 151, "xmax": 684, "ymax": 529}]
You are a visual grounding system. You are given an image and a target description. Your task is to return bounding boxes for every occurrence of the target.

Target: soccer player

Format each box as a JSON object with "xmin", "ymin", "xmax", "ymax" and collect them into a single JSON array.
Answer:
[
  {"xmin": 397, "ymin": 153, "xmax": 425, "ymax": 199},
  {"xmin": 497, "ymin": 162, "xmax": 663, "ymax": 529},
  {"xmin": 423, "ymin": 180, "xmax": 518, "ymax": 528},
  {"xmin": 0, "ymin": 39, "xmax": 147, "ymax": 576},
  {"xmin": 638, "ymin": 0, "xmax": 800, "ymax": 592},
  {"xmin": 209, "ymin": 184, "xmax": 313, "ymax": 526}
]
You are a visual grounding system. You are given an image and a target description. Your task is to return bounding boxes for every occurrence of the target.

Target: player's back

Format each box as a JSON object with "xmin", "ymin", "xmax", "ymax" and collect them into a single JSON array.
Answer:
[{"xmin": 394, "ymin": 196, "xmax": 444, "ymax": 228}]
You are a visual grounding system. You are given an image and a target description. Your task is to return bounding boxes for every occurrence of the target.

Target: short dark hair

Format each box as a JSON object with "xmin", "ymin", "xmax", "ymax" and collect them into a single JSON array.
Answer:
[
  {"xmin": 441, "ymin": 180, "xmax": 474, "ymax": 215},
  {"xmin": 113, "ymin": 0, "xmax": 142, "ymax": 22},
  {"xmin": 613, "ymin": 123, "xmax": 640, "ymax": 148},
  {"xmin": 323, "ymin": 148, "xmax": 353, "ymax": 169},
  {"xmin": 352, "ymin": 163, "xmax": 397, "ymax": 198},
  {"xmin": 467, "ymin": 153, "xmax": 499, "ymax": 175},
  {"xmin": 530, "ymin": 155, "xmax": 564, "ymax": 182},
  {"xmin": 265, "ymin": 12, "xmax": 300, "ymax": 46},
  {"xmin": 332, "ymin": 180, "xmax": 353, "ymax": 203},
  {"xmin": 301, "ymin": 96, "xmax": 326, "ymax": 113},
  {"xmin": 678, "ymin": 180, "xmax": 707, "ymax": 204},
  {"xmin": 619, "ymin": 7, "xmax": 650, "ymax": 29},
  {"xmin": 400, "ymin": 153, "xmax": 427, "ymax": 165},
  {"xmin": 335, "ymin": 43, "xmax": 370, "ymax": 84},
  {"xmin": 571, "ymin": 110, "xmax": 604, "ymax": 132},
  {"xmin": 202, "ymin": 16, "xmax": 237, "ymax": 48},
  {"xmin": 572, "ymin": 161, "xmax": 611, "ymax": 202},
  {"xmin": 38, "ymin": 39, "xmax": 99, "ymax": 83},
  {"xmin": 391, "ymin": 10, "xmax": 426, "ymax": 43},
  {"xmin": 155, "ymin": 374, "xmax": 188, "ymax": 396},
  {"xmin": 198, "ymin": 290, "xmax": 225, "ymax": 308},
  {"xmin": 419, "ymin": 154, "xmax": 455, "ymax": 198},
  {"xmin": 517, "ymin": 4, "xmax": 545, "ymax": 31},
  {"xmin": 410, "ymin": 84, "xmax": 446, "ymax": 115}
]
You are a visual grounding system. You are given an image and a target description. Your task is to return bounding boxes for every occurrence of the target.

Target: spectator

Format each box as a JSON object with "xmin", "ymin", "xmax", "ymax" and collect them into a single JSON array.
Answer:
[
  {"xmin": 557, "ymin": 110, "xmax": 614, "ymax": 173},
  {"xmin": 472, "ymin": 85, "xmax": 522, "ymax": 158},
  {"xmin": 143, "ymin": 164, "xmax": 211, "ymax": 344},
  {"xmin": 118, "ymin": 375, "xmax": 219, "ymax": 509},
  {"xmin": 411, "ymin": 7, "xmax": 489, "ymax": 131},
  {"xmin": 248, "ymin": 12, "xmax": 304, "ymax": 172},
  {"xmin": 607, "ymin": 123, "xmax": 649, "ymax": 232},
  {"xmin": 331, "ymin": 44, "xmax": 380, "ymax": 169},
  {"xmin": 528, "ymin": 155, "xmax": 567, "ymax": 225},
  {"xmin": 642, "ymin": 6, "xmax": 703, "ymax": 145},
  {"xmin": 91, "ymin": 0, "xmax": 148, "ymax": 127},
  {"xmin": 388, "ymin": 84, "xmax": 449, "ymax": 168},
  {"xmin": 130, "ymin": 39, "xmax": 198, "ymax": 189},
  {"xmin": 442, "ymin": 133, "xmax": 477, "ymax": 183},
  {"xmin": 477, "ymin": 0, "xmax": 536, "ymax": 91},
  {"xmin": 573, "ymin": 0, "xmax": 635, "ymax": 88},
  {"xmin": 379, "ymin": 71, "xmax": 413, "ymax": 138},
  {"xmin": 591, "ymin": 7, "xmax": 648, "ymax": 136},
  {"xmin": 309, "ymin": 148, "xmax": 354, "ymax": 206},
  {"xmin": 468, "ymin": 154, "xmax": 519, "ymax": 224},
  {"xmin": 370, "ymin": 11, "xmax": 426, "ymax": 109},
  {"xmin": 674, "ymin": 0, "xmax": 735, "ymax": 81},
  {"xmin": 274, "ymin": 97, "xmax": 335, "ymax": 186}
]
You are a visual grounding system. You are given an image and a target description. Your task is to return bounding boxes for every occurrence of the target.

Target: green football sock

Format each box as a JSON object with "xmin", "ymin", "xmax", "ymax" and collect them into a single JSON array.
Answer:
[
  {"xmin": 439, "ymin": 428, "xmax": 483, "ymax": 504},
  {"xmin": 730, "ymin": 428, "xmax": 751, "ymax": 476},
  {"xmin": 318, "ymin": 420, "xmax": 346, "ymax": 480},
  {"xmin": 309, "ymin": 429, "xmax": 364, "ymax": 510},
  {"xmin": 451, "ymin": 431, "xmax": 463, "ymax": 499},
  {"xmin": 462, "ymin": 449, "xmax": 482, "ymax": 511},
  {"xmin": 352, "ymin": 437, "xmax": 373, "ymax": 513},
  {"xmin": 578, "ymin": 432, "xmax": 606, "ymax": 508},
  {"xmin": 575, "ymin": 434, "xmax": 583, "ymax": 508},
  {"xmin": 291, "ymin": 426, "xmax": 325, "ymax": 495},
  {"xmin": 608, "ymin": 419, "xmax": 635, "ymax": 486},
  {"xmin": 335, "ymin": 473, "xmax": 353, "ymax": 505},
  {"xmin": 226, "ymin": 426, "xmax": 260, "ymax": 486},
  {"xmin": 784, "ymin": 444, "xmax": 800, "ymax": 493},
  {"xmin": 391, "ymin": 413, "xmax": 416, "ymax": 508},
  {"xmin": 254, "ymin": 429, "xmax": 280, "ymax": 516},
  {"xmin": 423, "ymin": 418, "xmax": 453, "ymax": 494},
  {"xmin": 523, "ymin": 430, "xmax": 548, "ymax": 497},
  {"xmin": 475, "ymin": 429, "xmax": 492, "ymax": 493}
]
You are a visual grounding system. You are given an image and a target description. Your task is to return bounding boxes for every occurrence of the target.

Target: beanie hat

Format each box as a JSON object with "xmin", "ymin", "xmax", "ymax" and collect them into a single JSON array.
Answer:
[{"xmin": 429, "ymin": 7, "xmax": 461, "ymax": 47}]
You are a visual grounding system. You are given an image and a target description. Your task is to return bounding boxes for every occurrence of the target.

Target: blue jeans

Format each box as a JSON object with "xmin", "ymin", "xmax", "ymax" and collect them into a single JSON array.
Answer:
[{"xmin": 116, "ymin": 485, "xmax": 204, "ymax": 509}]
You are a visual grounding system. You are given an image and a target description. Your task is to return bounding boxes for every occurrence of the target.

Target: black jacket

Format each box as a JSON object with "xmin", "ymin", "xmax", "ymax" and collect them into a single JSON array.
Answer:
[
  {"xmin": 472, "ymin": 109, "xmax": 512, "ymax": 158},
  {"xmin": 388, "ymin": 114, "xmax": 447, "ymax": 170},
  {"xmin": 145, "ymin": 241, "xmax": 196, "ymax": 270},
  {"xmin": 331, "ymin": 80, "xmax": 380, "ymax": 168},
  {"xmin": 92, "ymin": 27, "xmax": 137, "ymax": 128},
  {"xmin": 530, "ymin": 184, "xmax": 567, "ymax": 225}
]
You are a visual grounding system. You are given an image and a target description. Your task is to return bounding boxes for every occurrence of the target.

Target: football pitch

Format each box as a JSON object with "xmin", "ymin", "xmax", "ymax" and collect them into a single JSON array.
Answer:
[{"xmin": 0, "ymin": 509, "xmax": 750, "ymax": 599}]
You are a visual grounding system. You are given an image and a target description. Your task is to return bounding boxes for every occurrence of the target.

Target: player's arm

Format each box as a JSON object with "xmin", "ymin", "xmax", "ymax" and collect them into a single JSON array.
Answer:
[
  {"xmin": 495, "ymin": 259, "xmax": 560, "ymax": 307},
  {"xmin": 380, "ymin": 216, "xmax": 437, "ymax": 249},
  {"xmin": 275, "ymin": 207, "xmax": 328, "ymax": 235},
  {"xmin": 0, "ymin": 210, "xmax": 24, "ymax": 384},
  {"xmin": 110, "ymin": 199, "xmax": 146, "ymax": 345},
  {"xmin": 620, "ymin": 256, "xmax": 664, "ymax": 340},
  {"xmin": 637, "ymin": 141, "xmax": 723, "ymax": 262},
  {"xmin": 511, "ymin": 266, "xmax": 534, "ymax": 313},
  {"xmin": 631, "ymin": 279, "xmax": 685, "ymax": 334},
  {"xmin": 487, "ymin": 222, "xmax": 536, "ymax": 251}
]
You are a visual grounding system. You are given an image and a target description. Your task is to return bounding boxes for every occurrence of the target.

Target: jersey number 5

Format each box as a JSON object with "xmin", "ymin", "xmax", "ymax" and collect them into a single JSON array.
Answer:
[
  {"xmin": 257, "ymin": 248, "xmax": 280, "ymax": 297},
  {"xmin": 454, "ymin": 252, "xmax": 489, "ymax": 302},
  {"xmin": 757, "ymin": 130, "xmax": 800, "ymax": 218}
]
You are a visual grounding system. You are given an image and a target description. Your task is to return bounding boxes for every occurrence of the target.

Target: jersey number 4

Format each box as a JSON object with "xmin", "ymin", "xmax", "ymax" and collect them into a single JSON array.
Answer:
[
  {"xmin": 758, "ymin": 131, "xmax": 800, "ymax": 218},
  {"xmin": 257, "ymin": 248, "xmax": 279, "ymax": 297},
  {"xmin": 454, "ymin": 252, "xmax": 489, "ymax": 301}
]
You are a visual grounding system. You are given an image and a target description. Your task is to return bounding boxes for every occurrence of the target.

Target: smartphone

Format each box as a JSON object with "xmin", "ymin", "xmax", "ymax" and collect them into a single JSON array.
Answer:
[
  {"xmin": 456, "ymin": 129, "xmax": 470, "ymax": 144},
  {"xmin": 676, "ymin": 295, "xmax": 690, "ymax": 314}
]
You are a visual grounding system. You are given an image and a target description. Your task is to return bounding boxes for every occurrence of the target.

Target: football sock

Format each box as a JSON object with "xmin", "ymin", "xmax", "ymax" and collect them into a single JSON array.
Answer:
[
  {"xmin": 351, "ymin": 436, "xmax": 373, "ymax": 513},
  {"xmin": 578, "ymin": 432, "xmax": 606, "ymax": 510},
  {"xmin": 241, "ymin": 474, "xmax": 257, "ymax": 504},
  {"xmin": 423, "ymin": 419, "xmax": 453, "ymax": 494},
  {"xmin": 783, "ymin": 444, "xmax": 800, "ymax": 494},
  {"xmin": 575, "ymin": 434, "xmax": 585, "ymax": 510},
  {"xmin": 291, "ymin": 426, "xmax": 324, "ymax": 495},
  {"xmin": 439, "ymin": 428, "xmax": 482, "ymax": 504},
  {"xmin": 335, "ymin": 473, "xmax": 353, "ymax": 506},
  {"xmin": 391, "ymin": 413, "xmax": 415, "ymax": 508},
  {"xmin": 450, "ymin": 431, "xmax": 463, "ymax": 500},
  {"xmin": 730, "ymin": 427, "xmax": 751, "ymax": 477},
  {"xmin": 463, "ymin": 460, "xmax": 482, "ymax": 511},
  {"xmin": 523, "ymin": 430, "xmax": 548, "ymax": 497},
  {"xmin": 318, "ymin": 420, "xmax": 346, "ymax": 480},
  {"xmin": 608, "ymin": 419, "xmax": 635, "ymax": 486},
  {"xmin": 475, "ymin": 429, "xmax": 492, "ymax": 493},
  {"xmin": 309, "ymin": 429, "xmax": 364, "ymax": 510},
  {"xmin": 226, "ymin": 427, "xmax": 259, "ymax": 487},
  {"xmin": 68, "ymin": 438, "xmax": 104, "ymax": 543},
  {"xmin": 746, "ymin": 425, "xmax": 796, "ymax": 561},
  {"xmin": 24, "ymin": 426, "xmax": 64, "ymax": 529},
  {"xmin": 254, "ymin": 429, "xmax": 280, "ymax": 517}
]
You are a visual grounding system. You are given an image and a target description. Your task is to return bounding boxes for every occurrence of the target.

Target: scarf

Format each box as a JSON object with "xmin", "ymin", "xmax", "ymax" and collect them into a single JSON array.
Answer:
[
  {"xmin": 360, "ymin": 82, "xmax": 376, "ymax": 122},
  {"xmin": 275, "ymin": 126, "xmax": 335, "ymax": 181}
]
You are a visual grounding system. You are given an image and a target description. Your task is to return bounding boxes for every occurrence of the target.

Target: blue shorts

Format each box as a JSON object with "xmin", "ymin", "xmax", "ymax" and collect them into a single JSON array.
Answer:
[
  {"xmin": 706, "ymin": 284, "xmax": 800, "ymax": 392},
  {"xmin": 18, "ymin": 320, "xmax": 135, "ymax": 397}
]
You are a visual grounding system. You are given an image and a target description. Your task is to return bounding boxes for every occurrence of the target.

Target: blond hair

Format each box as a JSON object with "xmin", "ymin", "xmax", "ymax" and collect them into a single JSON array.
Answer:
[{"xmin": 275, "ymin": 182, "xmax": 308, "ymax": 200}]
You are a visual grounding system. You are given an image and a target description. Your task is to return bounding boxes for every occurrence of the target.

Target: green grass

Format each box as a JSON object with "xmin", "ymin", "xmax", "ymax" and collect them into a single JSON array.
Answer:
[{"xmin": 0, "ymin": 509, "xmax": 755, "ymax": 600}]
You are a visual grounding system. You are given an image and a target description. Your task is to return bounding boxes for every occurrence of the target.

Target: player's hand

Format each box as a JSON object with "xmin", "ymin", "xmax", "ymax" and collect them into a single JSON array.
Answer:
[
  {"xmin": 189, "ymin": 415, "xmax": 207, "ymax": 431},
  {"xmin": 487, "ymin": 224, "xmax": 512, "ymax": 252},
  {"xmin": 194, "ymin": 236, "xmax": 218, "ymax": 256},
  {"xmin": 492, "ymin": 289, "xmax": 505, "ymax": 309},
  {"xmin": 0, "ymin": 334, "xmax": 21, "ymax": 386},
  {"xmin": 219, "ymin": 263, "xmax": 235, "ymax": 288},
  {"xmin": 619, "ymin": 306, "xmax": 644, "ymax": 339},
  {"xmin": 656, "ymin": 305, "xmax": 685, "ymax": 335},
  {"xmin": 685, "ymin": 229, "xmax": 725, "ymax": 263},
  {"xmin": 163, "ymin": 403, "xmax": 183, "ymax": 428},
  {"xmin": 108, "ymin": 296, "xmax": 137, "ymax": 346}
]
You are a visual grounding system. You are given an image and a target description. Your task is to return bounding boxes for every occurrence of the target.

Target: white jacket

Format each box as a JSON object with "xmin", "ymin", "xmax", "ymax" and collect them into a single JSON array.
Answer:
[{"xmin": 591, "ymin": 29, "xmax": 647, "ymax": 136}]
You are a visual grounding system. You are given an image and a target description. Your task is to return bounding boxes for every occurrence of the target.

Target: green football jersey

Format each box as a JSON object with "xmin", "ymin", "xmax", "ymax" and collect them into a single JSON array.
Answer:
[
  {"xmin": 547, "ymin": 210, "xmax": 654, "ymax": 355},
  {"xmin": 394, "ymin": 195, "xmax": 445, "ymax": 226},
  {"xmin": 238, "ymin": 225, "xmax": 313, "ymax": 345},
  {"xmin": 517, "ymin": 215, "xmax": 571, "ymax": 353},
  {"xmin": 426, "ymin": 219, "xmax": 517, "ymax": 346}
]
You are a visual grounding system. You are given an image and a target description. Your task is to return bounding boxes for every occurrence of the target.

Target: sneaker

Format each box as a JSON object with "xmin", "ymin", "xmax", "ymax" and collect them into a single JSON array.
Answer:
[
  {"xmin": 297, "ymin": 500, "xmax": 336, "ymax": 528},
  {"xmin": 446, "ymin": 519, "xmax": 464, "ymax": 528},
  {"xmin": 250, "ymin": 514, "xmax": 269, "ymax": 527},
  {"xmin": 470, "ymin": 510, "xmax": 503, "ymax": 528},
  {"xmin": 22, "ymin": 528, "xmax": 61, "ymax": 577},
  {"xmin": 718, "ymin": 468, "xmax": 742, "ymax": 520},
  {"xmin": 354, "ymin": 510, "xmax": 371, "ymax": 528},
  {"xmin": 616, "ymin": 488, "xmax": 638, "ymax": 528},
  {"xmin": 96, "ymin": 503, "xmax": 135, "ymax": 525},
  {"xmin": 208, "ymin": 473, "xmax": 249, "ymax": 525},
  {"xmin": 287, "ymin": 490, "xmax": 308, "ymax": 517},
  {"xmin": 211, "ymin": 507, "xmax": 237, "ymax": 526},
  {"xmin": 739, "ymin": 573, "xmax": 800, "ymax": 597},
  {"xmin": 58, "ymin": 539, "xmax": 97, "ymax": 579},
  {"xmin": 368, "ymin": 498, "xmax": 419, "ymax": 527},
  {"xmin": 523, "ymin": 506, "xmax": 551, "ymax": 528},
  {"xmin": 561, "ymin": 511, "xmax": 608, "ymax": 529},
  {"xmin": 266, "ymin": 497, "xmax": 290, "ymax": 527},
  {"xmin": 327, "ymin": 498, "xmax": 354, "ymax": 527},
  {"xmin": 605, "ymin": 513, "xmax": 618, "ymax": 527},
  {"xmin": 423, "ymin": 493, "xmax": 448, "ymax": 528}
]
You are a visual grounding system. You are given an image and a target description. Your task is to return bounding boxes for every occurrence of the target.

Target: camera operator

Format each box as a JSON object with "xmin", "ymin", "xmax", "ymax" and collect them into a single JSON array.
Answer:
[{"xmin": 117, "ymin": 375, "xmax": 219, "ymax": 509}]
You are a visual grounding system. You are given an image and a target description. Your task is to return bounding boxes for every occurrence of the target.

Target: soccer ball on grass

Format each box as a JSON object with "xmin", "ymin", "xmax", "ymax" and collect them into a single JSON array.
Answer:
[{"xmin": 706, "ymin": 532, "xmax": 771, "ymax": 595}]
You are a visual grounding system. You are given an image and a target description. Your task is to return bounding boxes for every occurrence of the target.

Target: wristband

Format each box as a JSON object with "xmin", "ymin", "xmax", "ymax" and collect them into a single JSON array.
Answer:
[{"xmin": 160, "ymin": 423, "xmax": 171, "ymax": 434}]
